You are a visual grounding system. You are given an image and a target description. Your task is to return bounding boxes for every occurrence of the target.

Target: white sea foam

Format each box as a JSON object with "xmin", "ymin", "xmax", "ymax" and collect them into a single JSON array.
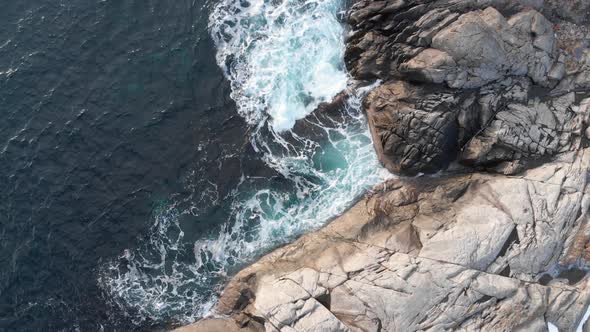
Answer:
[
  {"xmin": 99, "ymin": 0, "xmax": 390, "ymax": 324},
  {"xmin": 99, "ymin": 87, "xmax": 389, "ymax": 324},
  {"xmin": 209, "ymin": 0, "xmax": 348, "ymax": 131}
]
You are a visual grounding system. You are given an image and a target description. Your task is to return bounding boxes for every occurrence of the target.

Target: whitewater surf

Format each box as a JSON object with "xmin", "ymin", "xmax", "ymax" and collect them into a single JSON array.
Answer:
[{"xmin": 99, "ymin": 0, "xmax": 389, "ymax": 324}]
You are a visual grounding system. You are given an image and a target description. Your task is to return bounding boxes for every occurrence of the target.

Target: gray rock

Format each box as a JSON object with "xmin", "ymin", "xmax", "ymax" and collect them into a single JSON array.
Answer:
[
  {"xmin": 346, "ymin": 2, "xmax": 558, "ymax": 88},
  {"xmin": 348, "ymin": 0, "xmax": 590, "ymax": 176},
  {"xmin": 544, "ymin": 0, "xmax": 590, "ymax": 24},
  {"xmin": 178, "ymin": 1, "xmax": 590, "ymax": 331},
  {"xmin": 364, "ymin": 81, "xmax": 459, "ymax": 175},
  {"xmin": 181, "ymin": 149, "xmax": 590, "ymax": 332},
  {"xmin": 365, "ymin": 76, "xmax": 587, "ymax": 175},
  {"xmin": 462, "ymin": 91, "xmax": 585, "ymax": 166}
]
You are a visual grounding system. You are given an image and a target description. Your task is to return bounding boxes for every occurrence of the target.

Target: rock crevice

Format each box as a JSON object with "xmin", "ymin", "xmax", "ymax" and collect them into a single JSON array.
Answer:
[
  {"xmin": 179, "ymin": 148, "xmax": 590, "ymax": 332},
  {"xmin": 179, "ymin": 1, "xmax": 590, "ymax": 331}
]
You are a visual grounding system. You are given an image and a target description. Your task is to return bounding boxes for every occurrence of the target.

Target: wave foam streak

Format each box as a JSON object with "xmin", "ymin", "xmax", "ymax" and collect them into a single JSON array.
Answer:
[
  {"xmin": 98, "ymin": 89, "xmax": 389, "ymax": 324},
  {"xmin": 209, "ymin": 0, "xmax": 348, "ymax": 131},
  {"xmin": 98, "ymin": 0, "xmax": 391, "ymax": 325},
  {"xmin": 197, "ymin": 87, "xmax": 390, "ymax": 273}
]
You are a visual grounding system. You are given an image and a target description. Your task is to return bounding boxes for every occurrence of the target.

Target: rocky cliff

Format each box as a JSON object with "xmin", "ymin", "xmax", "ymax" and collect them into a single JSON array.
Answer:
[
  {"xmin": 180, "ymin": 0, "xmax": 590, "ymax": 331},
  {"xmin": 349, "ymin": 0, "xmax": 590, "ymax": 175}
]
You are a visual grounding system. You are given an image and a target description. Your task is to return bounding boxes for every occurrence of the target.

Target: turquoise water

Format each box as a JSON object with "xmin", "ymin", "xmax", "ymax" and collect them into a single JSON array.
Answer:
[{"xmin": 98, "ymin": 0, "xmax": 390, "ymax": 326}]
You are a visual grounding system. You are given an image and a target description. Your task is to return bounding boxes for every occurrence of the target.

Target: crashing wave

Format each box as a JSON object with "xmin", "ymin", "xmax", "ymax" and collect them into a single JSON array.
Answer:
[
  {"xmin": 209, "ymin": 0, "xmax": 348, "ymax": 131},
  {"xmin": 98, "ymin": 0, "xmax": 390, "ymax": 325}
]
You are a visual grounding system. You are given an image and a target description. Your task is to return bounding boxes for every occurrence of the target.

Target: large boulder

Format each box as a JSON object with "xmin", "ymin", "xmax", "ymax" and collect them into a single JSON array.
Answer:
[
  {"xmin": 365, "ymin": 77, "xmax": 588, "ymax": 175},
  {"xmin": 401, "ymin": 7, "xmax": 555, "ymax": 88},
  {"xmin": 347, "ymin": 0, "xmax": 590, "ymax": 175},
  {"xmin": 363, "ymin": 81, "xmax": 459, "ymax": 174},
  {"xmin": 346, "ymin": 1, "xmax": 558, "ymax": 86}
]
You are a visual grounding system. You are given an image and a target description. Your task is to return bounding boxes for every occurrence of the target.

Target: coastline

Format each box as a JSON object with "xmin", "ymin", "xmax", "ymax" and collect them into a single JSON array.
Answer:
[
  {"xmin": 179, "ymin": 148, "xmax": 590, "ymax": 331},
  {"xmin": 180, "ymin": 0, "xmax": 590, "ymax": 331}
]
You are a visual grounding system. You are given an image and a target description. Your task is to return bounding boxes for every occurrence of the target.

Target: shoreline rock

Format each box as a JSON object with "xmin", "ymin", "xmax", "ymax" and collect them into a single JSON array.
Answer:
[
  {"xmin": 180, "ymin": 1, "xmax": 590, "ymax": 331},
  {"xmin": 180, "ymin": 148, "xmax": 590, "ymax": 331},
  {"xmin": 348, "ymin": 0, "xmax": 590, "ymax": 176}
]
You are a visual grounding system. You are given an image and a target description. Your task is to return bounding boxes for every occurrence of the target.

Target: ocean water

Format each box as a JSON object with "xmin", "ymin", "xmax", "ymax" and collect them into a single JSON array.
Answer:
[{"xmin": 1, "ymin": 0, "xmax": 388, "ymax": 330}]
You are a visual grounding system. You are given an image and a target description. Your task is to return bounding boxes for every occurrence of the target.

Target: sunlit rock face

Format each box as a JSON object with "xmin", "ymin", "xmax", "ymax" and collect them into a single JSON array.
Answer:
[{"xmin": 178, "ymin": 1, "xmax": 590, "ymax": 331}]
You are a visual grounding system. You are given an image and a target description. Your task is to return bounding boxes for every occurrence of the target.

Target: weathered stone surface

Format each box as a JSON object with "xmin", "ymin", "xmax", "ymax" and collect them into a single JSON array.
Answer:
[
  {"xmin": 346, "ymin": 1, "xmax": 558, "ymax": 86},
  {"xmin": 545, "ymin": 0, "xmax": 590, "ymax": 24},
  {"xmin": 365, "ymin": 77, "xmax": 588, "ymax": 175},
  {"xmin": 363, "ymin": 81, "xmax": 459, "ymax": 174},
  {"xmin": 348, "ymin": 0, "xmax": 590, "ymax": 175},
  {"xmin": 182, "ymin": 149, "xmax": 590, "ymax": 332},
  {"xmin": 461, "ymin": 90, "xmax": 587, "ymax": 166},
  {"xmin": 413, "ymin": 7, "xmax": 554, "ymax": 88},
  {"xmin": 175, "ymin": 318, "xmax": 251, "ymax": 332},
  {"xmin": 178, "ymin": 1, "xmax": 590, "ymax": 331}
]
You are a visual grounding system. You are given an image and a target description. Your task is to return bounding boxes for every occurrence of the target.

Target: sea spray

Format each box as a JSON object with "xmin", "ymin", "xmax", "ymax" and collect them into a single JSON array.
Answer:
[
  {"xmin": 209, "ymin": 0, "xmax": 348, "ymax": 131},
  {"xmin": 98, "ymin": 0, "xmax": 390, "ymax": 324}
]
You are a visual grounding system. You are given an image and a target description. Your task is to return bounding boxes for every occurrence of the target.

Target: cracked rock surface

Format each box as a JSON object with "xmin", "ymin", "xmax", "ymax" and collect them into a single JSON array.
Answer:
[
  {"xmin": 178, "ymin": 1, "xmax": 590, "ymax": 331},
  {"xmin": 349, "ymin": 0, "xmax": 590, "ymax": 175},
  {"xmin": 180, "ymin": 149, "xmax": 590, "ymax": 332}
]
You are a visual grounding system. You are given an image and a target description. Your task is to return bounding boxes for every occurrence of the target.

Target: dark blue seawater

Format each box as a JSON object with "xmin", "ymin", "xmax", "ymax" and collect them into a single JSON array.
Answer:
[
  {"xmin": 1, "ymin": 0, "xmax": 387, "ymax": 330},
  {"xmin": 0, "ymin": 0, "xmax": 261, "ymax": 330}
]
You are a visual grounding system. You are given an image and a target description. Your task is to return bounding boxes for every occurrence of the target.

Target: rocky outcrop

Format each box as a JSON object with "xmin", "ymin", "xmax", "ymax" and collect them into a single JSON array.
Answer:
[
  {"xmin": 347, "ymin": 0, "xmax": 590, "ymax": 175},
  {"xmin": 181, "ymin": 148, "xmax": 590, "ymax": 331},
  {"xmin": 179, "ymin": 1, "xmax": 590, "ymax": 331},
  {"xmin": 365, "ymin": 79, "xmax": 589, "ymax": 175},
  {"xmin": 545, "ymin": 0, "xmax": 590, "ymax": 24}
]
